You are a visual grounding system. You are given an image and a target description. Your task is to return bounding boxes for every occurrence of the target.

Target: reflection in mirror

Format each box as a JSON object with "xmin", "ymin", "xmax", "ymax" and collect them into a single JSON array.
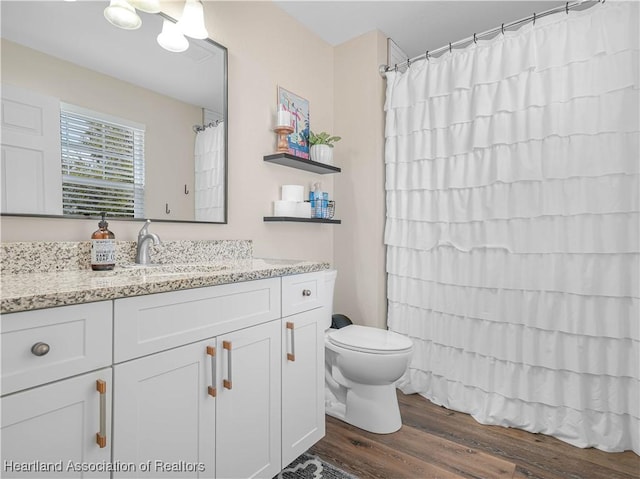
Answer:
[{"xmin": 0, "ymin": 0, "xmax": 227, "ymax": 223}]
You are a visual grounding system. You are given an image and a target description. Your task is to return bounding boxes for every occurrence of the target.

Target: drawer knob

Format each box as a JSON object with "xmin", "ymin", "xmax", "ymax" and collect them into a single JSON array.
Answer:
[
  {"xmin": 31, "ymin": 342, "xmax": 50, "ymax": 357},
  {"xmin": 302, "ymin": 289, "xmax": 312, "ymax": 297}
]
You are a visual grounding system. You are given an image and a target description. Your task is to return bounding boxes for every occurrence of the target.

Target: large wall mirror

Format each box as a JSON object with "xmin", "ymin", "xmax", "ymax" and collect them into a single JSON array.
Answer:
[{"xmin": 1, "ymin": 0, "xmax": 227, "ymax": 224}]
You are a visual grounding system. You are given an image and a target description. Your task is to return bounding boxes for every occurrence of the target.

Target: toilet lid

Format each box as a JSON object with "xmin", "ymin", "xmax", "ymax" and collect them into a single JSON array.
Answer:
[{"xmin": 328, "ymin": 325, "xmax": 413, "ymax": 353}]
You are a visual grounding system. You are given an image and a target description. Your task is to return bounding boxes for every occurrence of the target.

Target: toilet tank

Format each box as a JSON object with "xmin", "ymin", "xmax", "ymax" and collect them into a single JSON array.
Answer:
[{"xmin": 321, "ymin": 269, "xmax": 337, "ymax": 329}]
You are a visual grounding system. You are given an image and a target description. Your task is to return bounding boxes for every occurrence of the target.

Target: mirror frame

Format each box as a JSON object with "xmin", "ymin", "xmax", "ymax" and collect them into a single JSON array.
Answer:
[{"xmin": 0, "ymin": 8, "xmax": 228, "ymax": 225}]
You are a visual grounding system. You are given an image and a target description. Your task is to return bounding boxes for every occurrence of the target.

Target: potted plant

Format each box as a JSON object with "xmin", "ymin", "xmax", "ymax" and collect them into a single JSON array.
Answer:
[{"xmin": 308, "ymin": 131, "xmax": 341, "ymax": 165}]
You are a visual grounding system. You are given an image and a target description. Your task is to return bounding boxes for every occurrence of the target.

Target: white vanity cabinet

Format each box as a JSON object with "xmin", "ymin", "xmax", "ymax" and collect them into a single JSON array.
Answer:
[
  {"xmin": 281, "ymin": 272, "xmax": 326, "ymax": 467},
  {"xmin": 0, "ymin": 302, "xmax": 113, "ymax": 478},
  {"xmin": 112, "ymin": 278, "xmax": 282, "ymax": 479},
  {"xmin": 1, "ymin": 270, "xmax": 327, "ymax": 479}
]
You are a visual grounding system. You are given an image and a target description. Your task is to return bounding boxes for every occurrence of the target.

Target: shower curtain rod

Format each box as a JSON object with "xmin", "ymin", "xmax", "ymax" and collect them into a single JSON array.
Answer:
[
  {"xmin": 193, "ymin": 119, "xmax": 223, "ymax": 133},
  {"xmin": 380, "ymin": 0, "xmax": 600, "ymax": 75}
]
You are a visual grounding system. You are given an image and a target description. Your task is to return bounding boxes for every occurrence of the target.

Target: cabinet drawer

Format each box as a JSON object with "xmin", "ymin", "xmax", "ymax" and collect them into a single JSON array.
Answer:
[
  {"xmin": 114, "ymin": 278, "xmax": 281, "ymax": 362},
  {"xmin": 281, "ymin": 272, "xmax": 325, "ymax": 317},
  {"xmin": 1, "ymin": 301, "xmax": 113, "ymax": 396}
]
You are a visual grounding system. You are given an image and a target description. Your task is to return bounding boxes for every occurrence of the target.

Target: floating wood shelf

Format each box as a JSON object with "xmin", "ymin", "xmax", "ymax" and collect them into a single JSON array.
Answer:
[
  {"xmin": 264, "ymin": 216, "xmax": 341, "ymax": 224},
  {"xmin": 264, "ymin": 153, "xmax": 341, "ymax": 174}
]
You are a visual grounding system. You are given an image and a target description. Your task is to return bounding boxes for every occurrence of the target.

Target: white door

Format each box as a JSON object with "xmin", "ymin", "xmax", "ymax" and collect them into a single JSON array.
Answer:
[
  {"xmin": 1, "ymin": 369, "xmax": 112, "ymax": 478},
  {"xmin": 1, "ymin": 84, "xmax": 62, "ymax": 214},
  {"xmin": 281, "ymin": 308, "xmax": 325, "ymax": 467},
  {"xmin": 113, "ymin": 340, "xmax": 216, "ymax": 478},
  {"xmin": 215, "ymin": 320, "xmax": 281, "ymax": 479}
]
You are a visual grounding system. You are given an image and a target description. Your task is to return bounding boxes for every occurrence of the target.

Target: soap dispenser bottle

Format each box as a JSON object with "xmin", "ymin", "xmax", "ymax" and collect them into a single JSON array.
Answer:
[{"xmin": 91, "ymin": 212, "xmax": 116, "ymax": 271}]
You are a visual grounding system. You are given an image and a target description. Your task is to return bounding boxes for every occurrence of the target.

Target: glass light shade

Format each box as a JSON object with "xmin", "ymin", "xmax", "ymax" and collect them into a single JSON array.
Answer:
[
  {"xmin": 129, "ymin": 0, "xmax": 161, "ymax": 13},
  {"xmin": 157, "ymin": 19, "xmax": 189, "ymax": 53},
  {"xmin": 104, "ymin": 0, "xmax": 141, "ymax": 30},
  {"xmin": 177, "ymin": 0, "xmax": 209, "ymax": 39}
]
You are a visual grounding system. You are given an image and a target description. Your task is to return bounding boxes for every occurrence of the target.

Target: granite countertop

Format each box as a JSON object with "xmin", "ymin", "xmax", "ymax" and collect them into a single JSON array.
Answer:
[{"xmin": 1, "ymin": 258, "xmax": 330, "ymax": 314}]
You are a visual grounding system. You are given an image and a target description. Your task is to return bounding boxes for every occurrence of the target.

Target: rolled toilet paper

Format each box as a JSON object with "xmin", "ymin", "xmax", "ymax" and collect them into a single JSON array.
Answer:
[
  {"xmin": 281, "ymin": 185, "xmax": 304, "ymax": 202},
  {"xmin": 295, "ymin": 202, "xmax": 311, "ymax": 218},
  {"xmin": 274, "ymin": 200, "xmax": 298, "ymax": 217}
]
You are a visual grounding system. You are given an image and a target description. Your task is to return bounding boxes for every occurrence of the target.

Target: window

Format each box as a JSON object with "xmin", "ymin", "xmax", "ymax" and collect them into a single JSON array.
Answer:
[{"xmin": 60, "ymin": 103, "xmax": 145, "ymax": 217}]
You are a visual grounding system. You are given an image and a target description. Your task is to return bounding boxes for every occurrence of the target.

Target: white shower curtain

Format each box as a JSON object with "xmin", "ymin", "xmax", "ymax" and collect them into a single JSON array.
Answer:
[
  {"xmin": 194, "ymin": 122, "xmax": 225, "ymax": 222},
  {"xmin": 384, "ymin": 2, "xmax": 639, "ymax": 453}
]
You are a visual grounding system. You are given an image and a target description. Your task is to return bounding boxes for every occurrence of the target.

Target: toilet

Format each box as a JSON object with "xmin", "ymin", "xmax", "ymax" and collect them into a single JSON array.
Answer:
[{"xmin": 322, "ymin": 269, "xmax": 413, "ymax": 434}]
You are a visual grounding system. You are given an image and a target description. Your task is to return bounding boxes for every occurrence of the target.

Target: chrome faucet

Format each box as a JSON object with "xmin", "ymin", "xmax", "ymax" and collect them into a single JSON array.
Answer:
[{"xmin": 136, "ymin": 219, "xmax": 161, "ymax": 265}]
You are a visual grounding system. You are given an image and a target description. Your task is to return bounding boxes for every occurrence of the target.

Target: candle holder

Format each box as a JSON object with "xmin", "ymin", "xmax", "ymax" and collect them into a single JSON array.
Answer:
[{"xmin": 274, "ymin": 125, "xmax": 294, "ymax": 153}]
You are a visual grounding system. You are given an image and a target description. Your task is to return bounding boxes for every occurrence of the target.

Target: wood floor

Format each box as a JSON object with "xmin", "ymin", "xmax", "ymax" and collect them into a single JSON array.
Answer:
[{"xmin": 309, "ymin": 392, "xmax": 639, "ymax": 479}]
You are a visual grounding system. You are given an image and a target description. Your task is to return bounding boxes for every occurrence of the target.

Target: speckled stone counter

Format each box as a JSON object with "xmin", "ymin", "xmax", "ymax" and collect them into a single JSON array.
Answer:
[
  {"xmin": 0, "ymin": 241, "xmax": 329, "ymax": 313},
  {"xmin": 0, "ymin": 240, "xmax": 254, "ymax": 275}
]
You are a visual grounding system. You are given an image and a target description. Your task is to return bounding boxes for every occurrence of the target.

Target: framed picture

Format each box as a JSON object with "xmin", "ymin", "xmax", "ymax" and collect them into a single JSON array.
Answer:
[{"xmin": 277, "ymin": 86, "xmax": 309, "ymax": 159}]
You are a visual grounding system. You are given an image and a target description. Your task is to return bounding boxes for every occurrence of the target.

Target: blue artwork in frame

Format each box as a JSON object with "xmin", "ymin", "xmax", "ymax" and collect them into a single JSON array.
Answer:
[{"xmin": 277, "ymin": 86, "xmax": 309, "ymax": 159}]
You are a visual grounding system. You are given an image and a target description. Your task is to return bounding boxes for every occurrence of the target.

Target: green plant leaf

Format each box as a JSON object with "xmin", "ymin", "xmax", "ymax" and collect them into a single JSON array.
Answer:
[{"xmin": 308, "ymin": 130, "xmax": 341, "ymax": 146}]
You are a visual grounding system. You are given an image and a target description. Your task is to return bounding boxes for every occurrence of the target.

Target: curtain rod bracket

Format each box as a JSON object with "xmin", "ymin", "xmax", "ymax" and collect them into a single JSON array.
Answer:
[{"xmin": 193, "ymin": 119, "xmax": 222, "ymax": 133}]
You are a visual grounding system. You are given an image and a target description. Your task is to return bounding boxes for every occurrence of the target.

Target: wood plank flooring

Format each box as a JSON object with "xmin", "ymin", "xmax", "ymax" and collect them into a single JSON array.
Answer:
[{"xmin": 309, "ymin": 392, "xmax": 639, "ymax": 479}]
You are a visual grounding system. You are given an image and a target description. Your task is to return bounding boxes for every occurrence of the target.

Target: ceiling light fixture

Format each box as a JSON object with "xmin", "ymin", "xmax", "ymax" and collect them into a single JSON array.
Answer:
[
  {"xmin": 103, "ymin": 0, "xmax": 142, "ymax": 30},
  {"xmin": 128, "ymin": 0, "xmax": 161, "ymax": 14},
  {"xmin": 177, "ymin": 0, "xmax": 209, "ymax": 39},
  {"xmin": 157, "ymin": 19, "xmax": 189, "ymax": 53},
  {"xmin": 103, "ymin": 0, "xmax": 208, "ymax": 53}
]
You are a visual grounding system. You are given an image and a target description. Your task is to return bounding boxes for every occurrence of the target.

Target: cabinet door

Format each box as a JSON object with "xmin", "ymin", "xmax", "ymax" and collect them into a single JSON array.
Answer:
[
  {"xmin": 281, "ymin": 308, "xmax": 326, "ymax": 466},
  {"xmin": 113, "ymin": 340, "xmax": 215, "ymax": 478},
  {"xmin": 1, "ymin": 369, "xmax": 112, "ymax": 478},
  {"xmin": 216, "ymin": 320, "xmax": 281, "ymax": 479}
]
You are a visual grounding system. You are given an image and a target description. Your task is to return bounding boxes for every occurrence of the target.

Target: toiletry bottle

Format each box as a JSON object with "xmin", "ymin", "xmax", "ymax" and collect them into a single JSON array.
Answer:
[
  {"xmin": 91, "ymin": 212, "xmax": 116, "ymax": 271},
  {"xmin": 321, "ymin": 191, "xmax": 329, "ymax": 219},
  {"xmin": 313, "ymin": 182, "xmax": 322, "ymax": 218}
]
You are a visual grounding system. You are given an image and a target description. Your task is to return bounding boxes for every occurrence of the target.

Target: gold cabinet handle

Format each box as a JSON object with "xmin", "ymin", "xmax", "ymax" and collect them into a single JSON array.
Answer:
[
  {"xmin": 286, "ymin": 322, "xmax": 296, "ymax": 362},
  {"xmin": 207, "ymin": 345, "xmax": 216, "ymax": 397},
  {"xmin": 223, "ymin": 341, "xmax": 232, "ymax": 389},
  {"xmin": 96, "ymin": 379, "xmax": 107, "ymax": 448},
  {"xmin": 31, "ymin": 342, "xmax": 50, "ymax": 356},
  {"xmin": 302, "ymin": 289, "xmax": 312, "ymax": 297}
]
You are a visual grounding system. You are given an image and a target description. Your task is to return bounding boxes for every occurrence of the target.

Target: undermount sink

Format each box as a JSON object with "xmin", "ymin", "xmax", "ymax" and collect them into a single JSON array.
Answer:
[{"xmin": 115, "ymin": 263, "xmax": 230, "ymax": 277}]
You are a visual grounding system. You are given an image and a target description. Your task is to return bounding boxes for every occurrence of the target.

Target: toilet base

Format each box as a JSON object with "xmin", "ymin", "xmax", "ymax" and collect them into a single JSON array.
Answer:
[{"xmin": 325, "ymin": 383, "xmax": 402, "ymax": 434}]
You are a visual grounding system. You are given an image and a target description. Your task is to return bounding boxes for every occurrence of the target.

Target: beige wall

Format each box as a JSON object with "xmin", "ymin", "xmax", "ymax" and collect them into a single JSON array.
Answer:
[
  {"xmin": 333, "ymin": 31, "xmax": 388, "ymax": 329},
  {"xmin": 1, "ymin": 2, "xmax": 389, "ymax": 329},
  {"xmin": 1, "ymin": 1, "xmax": 336, "ymax": 264},
  {"xmin": 1, "ymin": 39, "xmax": 200, "ymax": 220}
]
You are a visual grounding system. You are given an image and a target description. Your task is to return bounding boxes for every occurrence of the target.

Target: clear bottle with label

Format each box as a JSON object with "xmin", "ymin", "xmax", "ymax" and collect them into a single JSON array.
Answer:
[
  {"xmin": 313, "ymin": 182, "xmax": 323, "ymax": 218},
  {"xmin": 91, "ymin": 212, "xmax": 116, "ymax": 271}
]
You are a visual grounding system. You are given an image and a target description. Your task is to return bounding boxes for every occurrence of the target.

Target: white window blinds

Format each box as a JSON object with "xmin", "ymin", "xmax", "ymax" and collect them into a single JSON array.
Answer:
[{"xmin": 60, "ymin": 103, "xmax": 145, "ymax": 218}]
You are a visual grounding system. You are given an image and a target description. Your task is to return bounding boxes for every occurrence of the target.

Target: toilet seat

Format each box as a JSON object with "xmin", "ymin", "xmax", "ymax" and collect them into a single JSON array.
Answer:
[{"xmin": 327, "ymin": 325, "xmax": 413, "ymax": 354}]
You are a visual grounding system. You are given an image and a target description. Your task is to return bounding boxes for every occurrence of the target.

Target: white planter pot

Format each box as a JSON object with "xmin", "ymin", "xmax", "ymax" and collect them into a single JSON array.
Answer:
[{"xmin": 310, "ymin": 144, "xmax": 333, "ymax": 165}]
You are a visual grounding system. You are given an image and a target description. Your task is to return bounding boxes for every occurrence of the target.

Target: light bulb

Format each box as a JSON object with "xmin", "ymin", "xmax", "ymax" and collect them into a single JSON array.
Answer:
[
  {"xmin": 128, "ymin": 0, "xmax": 161, "ymax": 13},
  {"xmin": 157, "ymin": 19, "xmax": 189, "ymax": 53},
  {"xmin": 177, "ymin": 0, "xmax": 209, "ymax": 39},
  {"xmin": 104, "ymin": 0, "xmax": 141, "ymax": 30}
]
